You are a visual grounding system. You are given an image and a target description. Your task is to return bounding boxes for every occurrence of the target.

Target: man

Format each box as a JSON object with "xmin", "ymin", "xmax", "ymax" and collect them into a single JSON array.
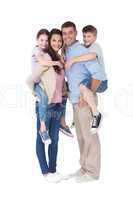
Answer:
[{"xmin": 61, "ymin": 21, "xmax": 101, "ymax": 182}]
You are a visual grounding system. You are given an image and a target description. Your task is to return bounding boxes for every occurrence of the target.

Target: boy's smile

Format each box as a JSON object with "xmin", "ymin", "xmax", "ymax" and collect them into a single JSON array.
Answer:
[{"xmin": 83, "ymin": 32, "xmax": 96, "ymax": 46}]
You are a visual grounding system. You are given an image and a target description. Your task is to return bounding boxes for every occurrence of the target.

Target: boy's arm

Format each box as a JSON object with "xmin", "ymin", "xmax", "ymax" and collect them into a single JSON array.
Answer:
[
  {"xmin": 73, "ymin": 53, "xmax": 96, "ymax": 62},
  {"xmin": 65, "ymin": 53, "xmax": 97, "ymax": 69}
]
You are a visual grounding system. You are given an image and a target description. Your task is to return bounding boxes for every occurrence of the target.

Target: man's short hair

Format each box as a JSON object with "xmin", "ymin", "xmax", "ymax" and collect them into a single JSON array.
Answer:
[
  {"xmin": 61, "ymin": 21, "xmax": 76, "ymax": 30},
  {"xmin": 82, "ymin": 25, "xmax": 97, "ymax": 36}
]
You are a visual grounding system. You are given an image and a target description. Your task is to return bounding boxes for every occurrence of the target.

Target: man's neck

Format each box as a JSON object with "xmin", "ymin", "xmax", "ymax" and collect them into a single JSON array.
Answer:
[{"xmin": 67, "ymin": 40, "xmax": 78, "ymax": 47}]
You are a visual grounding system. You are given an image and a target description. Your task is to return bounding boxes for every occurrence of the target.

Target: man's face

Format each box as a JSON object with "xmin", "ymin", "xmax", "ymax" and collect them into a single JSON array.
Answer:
[
  {"xmin": 83, "ymin": 32, "xmax": 96, "ymax": 46},
  {"xmin": 62, "ymin": 27, "xmax": 77, "ymax": 46}
]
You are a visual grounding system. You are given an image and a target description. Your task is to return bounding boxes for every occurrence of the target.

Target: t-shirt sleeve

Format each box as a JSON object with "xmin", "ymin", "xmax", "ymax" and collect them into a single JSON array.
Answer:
[{"xmin": 88, "ymin": 43, "xmax": 103, "ymax": 59}]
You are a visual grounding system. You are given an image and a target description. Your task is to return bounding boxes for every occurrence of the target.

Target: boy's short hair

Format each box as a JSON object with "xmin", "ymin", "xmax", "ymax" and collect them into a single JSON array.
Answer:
[
  {"xmin": 61, "ymin": 21, "xmax": 77, "ymax": 31},
  {"xmin": 82, "ymin": 25, "xmax": 97, "ymax": 36}
]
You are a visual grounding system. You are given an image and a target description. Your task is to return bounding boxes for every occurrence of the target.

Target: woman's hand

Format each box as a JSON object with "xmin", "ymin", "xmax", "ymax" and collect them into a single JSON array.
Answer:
[{"xmin": 36, "ymin": 55, "xmax": 45, "ymax": 66}]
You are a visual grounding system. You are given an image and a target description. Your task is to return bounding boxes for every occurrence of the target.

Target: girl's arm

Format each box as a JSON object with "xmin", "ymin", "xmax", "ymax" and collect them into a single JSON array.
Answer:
[
  {"xmin": 36, "ymin": 55, "xmax": 63, "ymax": 69},
  {"xmin": 65, "ymin": 53, "xmax": 97, "ymax": 69}
]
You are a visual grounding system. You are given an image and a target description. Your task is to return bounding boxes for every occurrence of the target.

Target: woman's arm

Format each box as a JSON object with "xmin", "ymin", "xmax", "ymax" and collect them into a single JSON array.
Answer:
[{"xmin": 65, "ymin": 53, "xmax": 97, "ymax": 69}]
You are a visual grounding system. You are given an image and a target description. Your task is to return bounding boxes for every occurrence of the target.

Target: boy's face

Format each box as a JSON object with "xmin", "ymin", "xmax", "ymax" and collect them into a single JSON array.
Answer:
[
  {"xmin": 62, "ymin": 27, "xmax": 77, "ymax": 46},
  {"xmin": 37, "ymin": 34, "xmax": 48, "ymax": 50},
  {"xmin": 83, "ymin": 32, "xmax": 96, "ymax": 46}
]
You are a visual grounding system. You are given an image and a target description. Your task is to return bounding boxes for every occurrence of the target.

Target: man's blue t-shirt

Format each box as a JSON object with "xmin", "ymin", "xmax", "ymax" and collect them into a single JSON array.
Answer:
[{"xmin": 65, "ymin": 41, "xmax": 107, "ymax": 104}]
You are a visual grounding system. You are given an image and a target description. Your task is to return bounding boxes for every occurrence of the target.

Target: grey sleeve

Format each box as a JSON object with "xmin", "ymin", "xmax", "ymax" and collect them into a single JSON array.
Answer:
[{"xmin": 88, "ymin": 43, "xmax": 103, "ymax": 59}]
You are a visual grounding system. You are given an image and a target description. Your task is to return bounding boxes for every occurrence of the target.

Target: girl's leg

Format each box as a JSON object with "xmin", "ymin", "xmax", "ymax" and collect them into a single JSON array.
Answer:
[
  {"xmin": 34, "ymin": 84, "xmax": 48, "ymax": 132},
  {"xmin": 60, "ymin": 96, "xmax": 74, "ymax": 137},
  {"xmin": 35, "ymin": 102, "xmax": 49, "ymax": 174},
  {"xmin": 60, "ymin": 96, "xmax": 67, "ymax": 127}
]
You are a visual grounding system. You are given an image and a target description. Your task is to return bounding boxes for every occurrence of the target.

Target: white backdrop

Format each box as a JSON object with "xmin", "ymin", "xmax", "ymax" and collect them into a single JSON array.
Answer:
[{"xmin": 0, "ymin": 0, "xmax": 133, "ymax": 199}]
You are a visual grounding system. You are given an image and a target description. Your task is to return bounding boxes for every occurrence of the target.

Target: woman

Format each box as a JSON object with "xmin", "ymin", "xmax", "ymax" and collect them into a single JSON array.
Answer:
[{"xmin": 35, "ymin": 29, "xmax": 65, "ymax": 182}]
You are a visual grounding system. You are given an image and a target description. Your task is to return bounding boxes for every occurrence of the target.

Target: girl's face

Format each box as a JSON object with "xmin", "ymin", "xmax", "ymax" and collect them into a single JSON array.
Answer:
[
  {"xmin": 37, "ymin": 34, "xmax": 48, "ymax": 50},
  {"xmin": 50, "ymin": 34, "xmax": 63, "ymax": 52}
]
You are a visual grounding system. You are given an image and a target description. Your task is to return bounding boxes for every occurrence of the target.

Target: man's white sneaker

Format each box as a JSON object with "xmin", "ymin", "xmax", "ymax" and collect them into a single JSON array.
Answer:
[
  {"xmin": 76, "ymin": 174, "xmax": 96, "ymax": 183},
  {"xmin": 65, "ymin": 169, "xmax": 85, "ymax": 180},
  {"xmin": 46, "ymin": 172, "xmax": 63, "ymax": 183}
]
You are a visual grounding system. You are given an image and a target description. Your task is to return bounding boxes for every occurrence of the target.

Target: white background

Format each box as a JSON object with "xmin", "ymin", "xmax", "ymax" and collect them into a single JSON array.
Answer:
[{"xmin": 0, "ymin": 0, "xmax": 133, "ymax": 199}]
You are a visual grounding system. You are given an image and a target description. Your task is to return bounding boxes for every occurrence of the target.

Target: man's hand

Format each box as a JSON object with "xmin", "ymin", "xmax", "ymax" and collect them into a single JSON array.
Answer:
[{"xmin": 79, "ymin": 83, "xmax": 87, "ymax": 93}]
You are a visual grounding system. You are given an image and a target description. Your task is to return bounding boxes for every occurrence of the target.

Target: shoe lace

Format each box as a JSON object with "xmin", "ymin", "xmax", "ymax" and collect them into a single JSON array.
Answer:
[{"xmin": 92, "ymin": 116, "xmax": 97, "ymax": 126}]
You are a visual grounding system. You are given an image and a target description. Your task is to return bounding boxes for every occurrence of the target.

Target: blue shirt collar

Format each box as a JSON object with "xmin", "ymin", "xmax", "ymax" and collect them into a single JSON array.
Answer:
[{"xmin": 66, "ymin": 40, "xmax": 79, "ymax": 50}]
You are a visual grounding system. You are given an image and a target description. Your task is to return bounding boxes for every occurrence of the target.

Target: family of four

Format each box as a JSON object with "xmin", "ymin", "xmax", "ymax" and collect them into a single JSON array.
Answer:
[{"xmin": 26, "ymin": 21, "xmax": 108, "ymax": 183}]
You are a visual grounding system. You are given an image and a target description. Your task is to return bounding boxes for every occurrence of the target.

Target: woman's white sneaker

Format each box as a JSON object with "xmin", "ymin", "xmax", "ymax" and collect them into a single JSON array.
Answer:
[{"xmin": 46, "ymin": 172, "xmax": 63, "ymax": 183}]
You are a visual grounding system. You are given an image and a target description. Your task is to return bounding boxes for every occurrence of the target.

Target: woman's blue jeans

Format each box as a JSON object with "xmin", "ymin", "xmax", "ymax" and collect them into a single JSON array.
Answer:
[{"xmin": 35, "ymin": 102, "xmax": 63, "ymax": 174}]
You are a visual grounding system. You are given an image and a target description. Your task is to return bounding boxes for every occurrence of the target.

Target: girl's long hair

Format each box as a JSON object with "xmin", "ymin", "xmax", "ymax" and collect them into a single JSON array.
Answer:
[{"xmin": 45, "ymin": 29, "xmax": 63, "ymax": 74}]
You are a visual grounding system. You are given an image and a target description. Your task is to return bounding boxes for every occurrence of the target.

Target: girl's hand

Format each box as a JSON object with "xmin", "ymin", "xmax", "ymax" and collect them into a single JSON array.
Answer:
[
  {"xmin": 65, "ymin": 58, "xmax": 75, "ymax": 69},
  {"xmin": 56, "ymin": 61, "xmax": 63, "ymax": 69}
]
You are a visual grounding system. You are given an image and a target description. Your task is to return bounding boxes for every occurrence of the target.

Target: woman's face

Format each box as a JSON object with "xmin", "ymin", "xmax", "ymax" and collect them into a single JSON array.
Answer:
[
  {"xmin": 37, "ymin": 34, "xmax": 48, "ymax": 50},
  {"xmin": 50, "ymin": 34, "xmax": 63, "ymax": 52}
]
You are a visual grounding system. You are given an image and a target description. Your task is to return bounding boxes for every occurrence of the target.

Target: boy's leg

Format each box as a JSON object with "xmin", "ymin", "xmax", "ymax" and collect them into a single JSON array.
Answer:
[
  {"xmin": 79, "ymin": 84, "xmax": 98, "ymax": 115},
  {"xmin": 90, "ymin": 78, "xmax": 101, "ymax": 92}
]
